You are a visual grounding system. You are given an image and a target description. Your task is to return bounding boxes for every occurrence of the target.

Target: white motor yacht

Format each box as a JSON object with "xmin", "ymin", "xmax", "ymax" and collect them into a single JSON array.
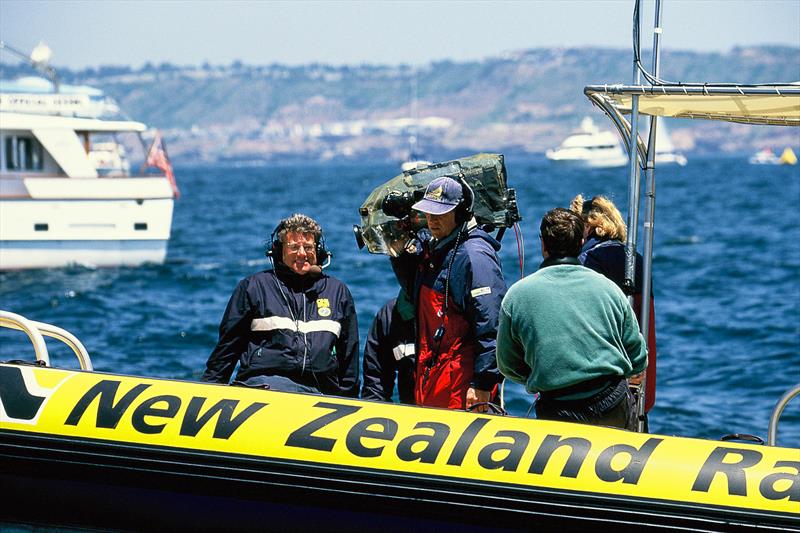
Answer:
[
  {"xmin": 0, "ymin": 46, "xmax": 178, "ymax": 270},
  {"xmin": 546, "ymin": 117, "xmax": 628, "ymax": 168}
]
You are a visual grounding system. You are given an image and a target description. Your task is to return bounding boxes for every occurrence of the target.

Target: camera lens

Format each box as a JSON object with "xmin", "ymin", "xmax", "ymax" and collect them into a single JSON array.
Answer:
[{"xmin": 381, "ymin": 191, "xmax": 414, "ymax": 219}]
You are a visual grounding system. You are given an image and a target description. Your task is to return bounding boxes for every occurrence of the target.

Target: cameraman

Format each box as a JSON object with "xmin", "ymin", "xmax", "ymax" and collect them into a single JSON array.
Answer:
[{"xmin": 391, "ymin": 176, "xmax": 506, "ymax": 412}]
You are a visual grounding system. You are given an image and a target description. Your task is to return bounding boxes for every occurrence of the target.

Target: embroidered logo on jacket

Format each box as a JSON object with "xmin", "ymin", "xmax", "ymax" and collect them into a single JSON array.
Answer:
[{"xmin": 316, "ymin": 298, "xmax": 332, "ymax": 317}]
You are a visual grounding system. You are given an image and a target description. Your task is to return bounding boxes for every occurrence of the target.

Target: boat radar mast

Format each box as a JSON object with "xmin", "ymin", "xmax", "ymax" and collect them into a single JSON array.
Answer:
[{"xmin": 0, "ymin": 41, "xmax": 59, "ymax": 92}]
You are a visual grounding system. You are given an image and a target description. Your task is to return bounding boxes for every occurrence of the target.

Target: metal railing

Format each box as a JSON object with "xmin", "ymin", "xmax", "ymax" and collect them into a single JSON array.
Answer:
[
  {"xmin": 768, "ymin": 383, "xmax": 800, "ymax": 447},
  {"xmin": 0, "ymin": 310, "xmax": 93, "ymax": 370}
]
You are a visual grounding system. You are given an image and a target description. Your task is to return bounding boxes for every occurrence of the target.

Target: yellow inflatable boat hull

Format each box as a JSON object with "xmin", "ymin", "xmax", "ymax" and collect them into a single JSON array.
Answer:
[{"xmin": 1, "ymin": 363, "xmax": 798, "ymax": 531}]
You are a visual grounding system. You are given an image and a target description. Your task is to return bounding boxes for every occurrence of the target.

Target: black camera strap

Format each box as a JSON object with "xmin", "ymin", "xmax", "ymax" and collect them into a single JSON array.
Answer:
[{"xmin": 422, "ymin": 222, "xmax": 467, "ymax": 384}]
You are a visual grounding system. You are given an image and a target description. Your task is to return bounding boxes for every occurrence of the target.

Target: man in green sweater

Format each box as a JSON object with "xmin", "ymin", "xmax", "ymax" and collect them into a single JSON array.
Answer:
[{"xmin": 496, "ymin": 208, "xmax": 647, "ymax": 430}]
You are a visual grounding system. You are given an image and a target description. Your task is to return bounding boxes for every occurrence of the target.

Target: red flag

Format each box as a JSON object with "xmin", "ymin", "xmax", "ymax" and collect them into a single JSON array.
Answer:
[{"xmin": 145, "ymin": 131, "xmax": 179, "ymax": 199}]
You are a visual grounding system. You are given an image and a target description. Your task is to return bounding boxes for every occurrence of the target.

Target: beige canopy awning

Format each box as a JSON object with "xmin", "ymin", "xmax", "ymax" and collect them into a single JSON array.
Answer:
[
  {"xmin": 583, "ymin": 84, "xmax": 800, "ymax": 165},
  {"xmin": 585, "ymin": 84, "xmax": 800, "ymax": 126}
]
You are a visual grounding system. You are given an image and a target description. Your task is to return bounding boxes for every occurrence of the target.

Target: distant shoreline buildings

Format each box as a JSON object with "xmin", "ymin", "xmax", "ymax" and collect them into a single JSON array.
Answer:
[{"xmin": 2, "ymin": 45, "xmax": 796, "ymax": 164}]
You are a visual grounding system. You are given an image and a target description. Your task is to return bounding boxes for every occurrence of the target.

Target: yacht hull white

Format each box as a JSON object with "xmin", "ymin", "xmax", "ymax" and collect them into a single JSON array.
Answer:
[
  {"xmin": 0, "ymin": 238, "xmax": 170, "ymax": 270},
  {"xmin": 546, "ymin": 117, "xmax": 629, "ymax": 168},
  {"xmin": 545, "ymin": 151, "xmax": 628, "ymax": 168},
  {"xmin": 0, "ymin": 178, "xmax": 174, "ymax": 270},
  {"xmin": 0, "ymin": 192, "xmax": 174, "ymax": 270}
]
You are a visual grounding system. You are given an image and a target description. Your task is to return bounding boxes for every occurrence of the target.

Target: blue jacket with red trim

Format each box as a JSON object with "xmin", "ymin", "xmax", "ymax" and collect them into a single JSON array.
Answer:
[
  {"xmin": 202, "ymin": 262, "xmax": 359, "ymax": 397},
  {"xmin": 392, "ymin": 223, "xmax": 506, "ymax": 408}
]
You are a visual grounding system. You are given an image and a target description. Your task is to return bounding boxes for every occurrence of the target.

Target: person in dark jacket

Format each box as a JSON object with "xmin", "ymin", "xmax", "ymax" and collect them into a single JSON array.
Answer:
[
  {"xmin": 391, "ymin": 176, "xmax": 506, "ymax": 412},
  {"xmin": 570, "ymin": 194, "xmax": 657, "ymax": 417},
  {"xmin": 202, "ymin": 213, "xmax": 359, "ymax": 397},
  {"xmin": 360, "ymin": 290, "xmax": 416, "ymax": 404}
]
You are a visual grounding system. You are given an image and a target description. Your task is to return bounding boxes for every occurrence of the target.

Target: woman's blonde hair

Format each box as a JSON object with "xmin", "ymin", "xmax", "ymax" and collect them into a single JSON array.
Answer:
[{"xmin": 570, "ymin": 194, "xmax": 627, "ymax": 241}]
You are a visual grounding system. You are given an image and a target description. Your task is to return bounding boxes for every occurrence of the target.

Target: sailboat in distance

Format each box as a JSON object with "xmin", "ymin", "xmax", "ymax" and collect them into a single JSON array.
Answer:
[
  {"xmin": 400, "ymin": 132, "xmax": 432, "ymax": 171},
  {"xmin": 653, "ymin": 120, "xmax": 688, "ymax": 166},
  {"xmin": 401, "ymin": 71, "xmax": 432, "ymax": 171}
]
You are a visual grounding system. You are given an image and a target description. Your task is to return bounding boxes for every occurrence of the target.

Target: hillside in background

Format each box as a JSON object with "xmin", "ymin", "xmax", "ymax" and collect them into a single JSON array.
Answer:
[{"xmin": 2, "ymin": 46, "xmax": 798, "ymax": 163}]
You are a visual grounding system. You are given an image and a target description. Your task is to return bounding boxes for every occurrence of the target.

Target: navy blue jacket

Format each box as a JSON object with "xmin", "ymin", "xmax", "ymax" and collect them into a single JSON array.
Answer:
[
  {"xmin": 202, "ymin": 263, "xmax": 359, "ymax": 397},
  {"xmin": 580, "ymin": 235, "xmax": 643, "ymax": 292},
  {"xmin": 579, "ymin": 233, "xmax": 657, "ymax": 412},
  {"xmin": 360, "ymin": 298, "xmax": 417, "ymax": 404}
]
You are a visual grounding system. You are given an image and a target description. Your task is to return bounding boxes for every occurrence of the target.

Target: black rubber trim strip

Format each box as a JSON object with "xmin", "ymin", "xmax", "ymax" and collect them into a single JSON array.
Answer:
[{"xmin": 1, "ymin": 430, "xmax": 797, "ymax": 532}]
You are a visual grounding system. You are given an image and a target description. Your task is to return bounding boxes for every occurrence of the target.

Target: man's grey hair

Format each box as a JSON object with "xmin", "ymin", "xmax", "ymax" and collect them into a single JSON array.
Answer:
[{"xmin": 276, "ymin": 213, "xmax": 322, "ymax": 244}]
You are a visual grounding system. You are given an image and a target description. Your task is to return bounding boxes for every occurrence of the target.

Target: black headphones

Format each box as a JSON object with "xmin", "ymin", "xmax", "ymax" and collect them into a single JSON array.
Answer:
[
  {"xmin": 454, "ymin": 173, "xmax": 475, "ymax": 224},
  {"xmin": 266, "ymin": 217, "xmax": 330, "ymax": 265}
]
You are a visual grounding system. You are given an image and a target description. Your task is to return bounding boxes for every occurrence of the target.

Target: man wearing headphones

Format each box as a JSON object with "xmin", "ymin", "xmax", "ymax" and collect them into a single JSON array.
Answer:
[
  {"xmin": 202, "ymin": 213, "xmax": 359, "ymax": 397},
  {"xmin": 391, "ymin": 176, "xmax": 507, "ymax": 412}
]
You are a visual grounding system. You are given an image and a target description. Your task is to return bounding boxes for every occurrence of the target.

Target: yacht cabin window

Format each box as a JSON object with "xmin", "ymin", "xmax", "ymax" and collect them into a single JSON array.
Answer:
[{"xmin": 5, "ymin": 136, "xmax": 44, "ymax": 171}]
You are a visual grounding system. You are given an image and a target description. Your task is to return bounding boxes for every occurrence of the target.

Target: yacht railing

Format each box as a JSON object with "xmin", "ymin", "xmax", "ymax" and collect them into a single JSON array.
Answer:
[{"xmin": 0, "ymin": 310, "xmax": 93, "ymax": 370}]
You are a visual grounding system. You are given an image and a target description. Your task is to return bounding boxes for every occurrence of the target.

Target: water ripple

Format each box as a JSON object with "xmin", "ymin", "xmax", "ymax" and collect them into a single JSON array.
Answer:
[{"xmin": 1, "ymin": 156, "xmax": 798, "ymax": 445}]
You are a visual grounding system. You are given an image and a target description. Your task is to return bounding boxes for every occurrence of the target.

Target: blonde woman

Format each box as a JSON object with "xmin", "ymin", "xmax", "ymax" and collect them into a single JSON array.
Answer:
[{"xmin": 571, "ymin": 194, "xmax": 657, "ymax": 426}]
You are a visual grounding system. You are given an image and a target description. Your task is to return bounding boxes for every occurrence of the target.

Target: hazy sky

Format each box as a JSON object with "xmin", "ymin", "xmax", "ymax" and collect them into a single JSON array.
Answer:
[{"xmin": 1, "ymin": 0, "xmax": 798, "ymax": 69}]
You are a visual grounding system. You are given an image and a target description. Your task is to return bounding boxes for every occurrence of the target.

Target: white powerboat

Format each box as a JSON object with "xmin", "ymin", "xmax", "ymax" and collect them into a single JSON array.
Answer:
[
  {"xmin": 0, "ymin": 44, "xmax": 178, "ymax": 270},
  {"xmin": 749, "ymin": 146, "xmax": 797, "ymax": 165},
  {"xmin": 546, "ymin": 117, "xmax": 628, "ymax": 168},
  {"xmin": 749, "ymin": 148, "xmax": 781, "ymax": 164}
]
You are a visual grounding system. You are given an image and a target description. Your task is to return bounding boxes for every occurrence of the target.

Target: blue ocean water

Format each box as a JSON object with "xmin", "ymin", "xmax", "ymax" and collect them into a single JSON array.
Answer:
[{"xmin": 1, "ymin": 156, "xmax": 798, "ymax": 447}]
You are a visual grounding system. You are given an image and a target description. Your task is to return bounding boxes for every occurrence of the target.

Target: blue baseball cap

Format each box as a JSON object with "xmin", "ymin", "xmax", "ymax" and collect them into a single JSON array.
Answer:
[{"xmin": 412, "ymin": 176, "xmax": 463, "ymax": 215}]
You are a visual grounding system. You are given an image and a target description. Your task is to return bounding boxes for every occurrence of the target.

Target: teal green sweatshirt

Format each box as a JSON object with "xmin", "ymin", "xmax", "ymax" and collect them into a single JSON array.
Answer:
[{"xmin": 496, "ymin": 262, "xmax": 647, "ymax": 396}]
